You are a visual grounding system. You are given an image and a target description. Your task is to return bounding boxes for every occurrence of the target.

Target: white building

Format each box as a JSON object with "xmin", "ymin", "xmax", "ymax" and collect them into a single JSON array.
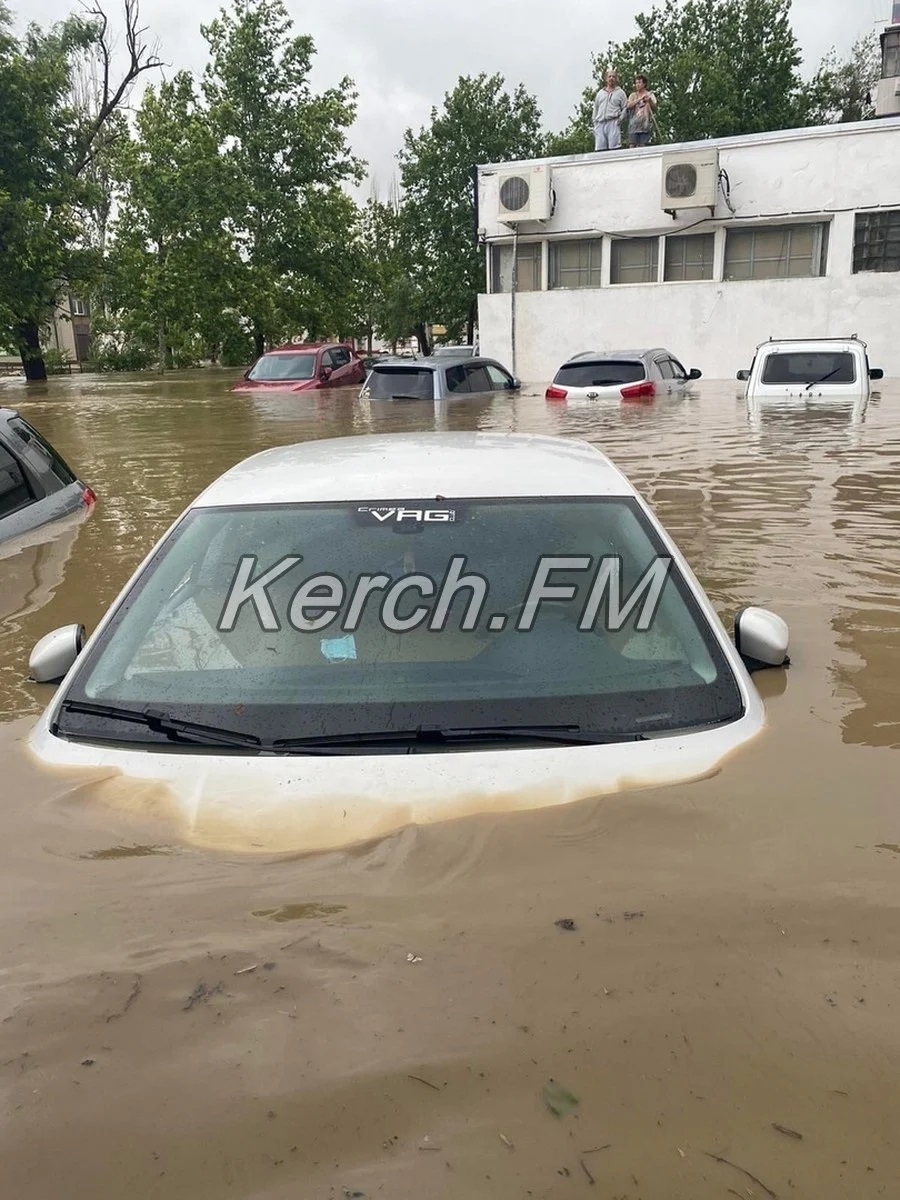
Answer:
[{"xmin": 475, "ymin": 116, "xmax": 900, "ymax": 382}]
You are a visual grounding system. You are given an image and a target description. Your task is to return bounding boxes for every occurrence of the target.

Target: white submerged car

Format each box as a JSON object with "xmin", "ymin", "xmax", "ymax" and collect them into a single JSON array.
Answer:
[
  {"xmin": 737, "ymin": 336, "xmax": 883, "ymax": 401},
  {"xmin": 26, "ymin": 433, "xmax": 789, "ymax": 851}
]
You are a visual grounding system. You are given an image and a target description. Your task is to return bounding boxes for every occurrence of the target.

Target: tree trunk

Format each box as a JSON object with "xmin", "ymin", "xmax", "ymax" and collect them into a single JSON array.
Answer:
[
  {"xmin": 466, "ymin": 300, "xmax": 476, "ymax": 347},
  {"xmin": 16, "ymin": 321, "xmax": 47, "ymax": 382},
  {"xmin": 157, "ymin": 320, "xmax": 166, "ymax": 374},
  {"xmin": 253, "ymin": 327, "xmax": 265, "ymax": 358},
  {"xmin": 414, "ymin": 322, "xmax": 431, "ymax": 357}
]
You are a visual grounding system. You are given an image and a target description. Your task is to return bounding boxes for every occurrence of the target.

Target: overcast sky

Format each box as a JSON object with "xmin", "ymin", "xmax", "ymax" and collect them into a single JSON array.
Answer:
[{"xmin": 16, "ymin": 0, "xmax": 893, "ymax": 200}]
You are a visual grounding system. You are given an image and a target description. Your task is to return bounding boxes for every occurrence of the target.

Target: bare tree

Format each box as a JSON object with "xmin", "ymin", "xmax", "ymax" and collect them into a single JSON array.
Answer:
[{"xmin": 74, "ymin": 0, "xmax": 164, "ymax": 175}]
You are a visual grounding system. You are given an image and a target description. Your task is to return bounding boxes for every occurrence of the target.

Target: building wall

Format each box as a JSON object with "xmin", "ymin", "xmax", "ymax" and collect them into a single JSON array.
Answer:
[{"xmin": 476, "ymin": 119, "xmax": 900, "ymax": 381}]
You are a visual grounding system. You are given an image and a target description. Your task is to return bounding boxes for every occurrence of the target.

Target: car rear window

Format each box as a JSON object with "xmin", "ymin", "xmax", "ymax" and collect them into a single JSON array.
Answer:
[
  {"xmin": 365, "ymin": 367, "xmax": 434, "ymax": 400},
  {"xmin": 0, "ymin": 443, "xmax": 33, "ymax": 518},
  {"xmin": 6, "ymin": 417, "xmax": 77, "ymax": 490},
  {"xmin": 553, "ymin": 360, "xmax": 646, "ymax": 387},
  {"xmin": 760, "ymin": 351, "xmax": 856, "ymax": 385}
]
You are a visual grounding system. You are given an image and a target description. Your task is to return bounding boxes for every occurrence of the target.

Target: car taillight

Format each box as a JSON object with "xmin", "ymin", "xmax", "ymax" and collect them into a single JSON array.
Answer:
[
  {"xmin": 620, "ymin": 381, "xmax": 656, "ymax": 401},
  {"xmin": 83, "ymin": 486, "xmax": 96, "ymax": 505},
  {"xmin": 545, "ymin": 385, "xmax": 568, "ymax": 400}
]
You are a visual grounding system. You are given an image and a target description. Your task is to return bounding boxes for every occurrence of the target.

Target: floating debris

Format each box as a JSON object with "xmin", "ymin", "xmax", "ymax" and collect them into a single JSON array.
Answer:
[{"xmin": 542, "ymin": 1080, "xmax": 580, "ymax": 1118}]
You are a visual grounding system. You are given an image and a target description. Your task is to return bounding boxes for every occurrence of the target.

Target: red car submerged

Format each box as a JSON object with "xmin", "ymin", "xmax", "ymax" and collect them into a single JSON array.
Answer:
[{"xmin": 231, "ymin": 342, "xmax": 367, "ymax": 392}]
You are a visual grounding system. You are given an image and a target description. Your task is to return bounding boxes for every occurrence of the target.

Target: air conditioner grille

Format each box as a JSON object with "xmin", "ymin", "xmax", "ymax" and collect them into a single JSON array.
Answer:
[
  {"xmin": 665, "ymin": 164, "xmax": 697, "ymax": 198},
  {"xmin": 500, "ymin": 176, "xmax": 530, "ymax": 212}
]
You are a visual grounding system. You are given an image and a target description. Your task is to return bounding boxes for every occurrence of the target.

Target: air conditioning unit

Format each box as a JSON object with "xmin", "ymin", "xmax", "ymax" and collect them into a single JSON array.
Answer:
[
  {"xmin": 661, "ymin": 148, "xmax": 720, "ymax": 214},
  {"xmin": 496, "ymin": 165, "xmax": 553, "ymax": 223}
]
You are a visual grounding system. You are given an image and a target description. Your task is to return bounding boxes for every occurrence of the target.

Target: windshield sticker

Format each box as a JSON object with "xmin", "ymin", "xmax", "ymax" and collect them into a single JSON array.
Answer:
[{"xmin": 356, "ymin": 505, "xmax": 457, "ymax": 524}]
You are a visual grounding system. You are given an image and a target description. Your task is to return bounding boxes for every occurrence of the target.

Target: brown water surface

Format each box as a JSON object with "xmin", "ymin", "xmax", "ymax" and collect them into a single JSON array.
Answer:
[{"xmin": 1, "ymin": 369, "xmax": 898, "ymax": 1198}]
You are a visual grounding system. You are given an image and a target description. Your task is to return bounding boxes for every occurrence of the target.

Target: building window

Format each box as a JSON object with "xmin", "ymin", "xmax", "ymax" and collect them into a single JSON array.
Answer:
[
  {"xmin": 724, "ymin": 222, "xmax": 829, "ymax": 280},
  {"xmin": 70, "ymin": 295, "xmax": 89, "ymax": 316},
  {"xmin": 548, "ymin": 239, "xmax": 602, "ymax": 289},
  {"xmin": 490, "ymin": 243, "xmax": 542, "ymax": 292},
  {"xmin": 883, "ymin": 29, "xmax": 900, "ymax": 79},
  {"xmin": 853, "ymin": 209, "xmax": 900, "ymax": 274},
  {"xmin": 664, "ymin": 233, "xmax": 715, "ymax": 281},
  {"xmin": 610, "ymin": 237, "xmax": 659, "ymax": 285}
]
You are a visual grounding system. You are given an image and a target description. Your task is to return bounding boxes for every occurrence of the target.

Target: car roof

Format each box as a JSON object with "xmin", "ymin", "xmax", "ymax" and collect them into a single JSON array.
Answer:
[
  {"xmin": 370, "ymin": 355, "xmax": 501, "ymax": 370},
  {"xmin": 263, "ymin": 342, "xmax": 344, "ymax": 355},
  {"xmin": 754, "ymin": 338, "xmax": 866, "ymax": 352},
  {"xmin": 564, "ymin": 349, "xmax": 667, "ymax": 363},
  {"xmin": 192, "ymin": 433, "xmax": 637, "ymax": 507}
]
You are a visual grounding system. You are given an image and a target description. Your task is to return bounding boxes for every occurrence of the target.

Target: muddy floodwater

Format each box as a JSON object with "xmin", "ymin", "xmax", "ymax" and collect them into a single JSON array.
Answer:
[{"xmin": 0, "ymin": 368, "xmax": 898, "ymax": 1199}]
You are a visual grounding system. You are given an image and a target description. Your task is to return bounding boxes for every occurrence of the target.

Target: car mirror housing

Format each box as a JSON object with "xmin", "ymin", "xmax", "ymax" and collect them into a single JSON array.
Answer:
[
  {"xmin": 869, "ymin": 367, "xmax": 884, "ymax": 380},
  {"xmin": 688, "ymin": 368, "xmax": 702, "ymax": 380},
  {"xmin": 733, "ymin": 606, "xmax": 790, "ymax": 672},
  {"xmin": 736, "ymin": 369, "xmax": 750, "ymax": 381},
  {"xmin": 29, "ymin": 623, "xmax": 86, "ymax": 684}
]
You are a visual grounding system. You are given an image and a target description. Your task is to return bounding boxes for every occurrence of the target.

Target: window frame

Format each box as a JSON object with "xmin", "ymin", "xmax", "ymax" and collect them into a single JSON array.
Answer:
[
  {"xmin": 663, "ymin": 232, "xmax": 716, "ymax": 282},
  {"xmin": 852, "ymin": 208, "xmax": 900, "ymax": 275},
  {"xmin": 723, "ymin": 221, "xmax": 830, "ymax": 282},
  {"xmin": 609, "ymin": 236, "xmax": 660, "ymax": 286},
  {"xmin": 548, "ymin": 238, "xmax": 603, "ymax": 290}
]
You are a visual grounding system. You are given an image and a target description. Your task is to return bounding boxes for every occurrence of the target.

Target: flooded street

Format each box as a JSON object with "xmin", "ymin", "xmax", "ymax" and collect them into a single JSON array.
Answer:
[{"xmin": 1, "ymin": 368, "xmax": 899, "ymax": 1198}]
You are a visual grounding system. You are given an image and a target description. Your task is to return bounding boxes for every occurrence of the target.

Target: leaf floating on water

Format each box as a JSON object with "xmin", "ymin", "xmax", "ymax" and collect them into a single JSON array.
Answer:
[{"xmin": 542, "ymin": 1080, "xmax": 580, "ymax": 1118}]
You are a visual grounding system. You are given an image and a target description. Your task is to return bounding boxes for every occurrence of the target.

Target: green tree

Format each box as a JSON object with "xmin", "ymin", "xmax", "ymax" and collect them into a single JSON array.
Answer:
[
  {"xmin": 200, "ymin": 0, "xmax": 364, "ymax": 358},
  {"xmin": 105, "ymin": 72, "xmax": 237, "ymax": 371},
  {"xmin": 398, "ymin": 73, "xmax": 545, "ymax": 348},
  {"xmin": 0, "ymin": 0, "xmax": 161, "ymax": 380},
  {"xmin": 549, "ymin": 0, "xmax": 805, "ymax": 153},
  {"xmin": 802, "ymin": 33, "xmax": 880, "ymax": 126}
]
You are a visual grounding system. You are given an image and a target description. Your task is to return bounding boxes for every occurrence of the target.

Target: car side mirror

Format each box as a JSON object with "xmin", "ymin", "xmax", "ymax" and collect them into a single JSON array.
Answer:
[
  {"xmin": 29, "ymin": 623, "xmax": 86, "ymax": 684},
  {"xmin": 320, "ymin": 366, "xmax": 332, "ymax": 380},
  {"xmin": 688, "ymin": 368, "xmax": 702, "ymax": 380},
  {"xmin": 733, "ymin": 606, "xmax": 790, "ymax": 672},
  {"xmin": 736, "ymin": 369, "xmax": 750, "ymax": 381},
  {"xmin": 869, "ymin": 368, "xmax": 883, "ymax": 380},
  {"xmin": 511, "ymin": 377, "xmax": 522, "ymax": 390}
]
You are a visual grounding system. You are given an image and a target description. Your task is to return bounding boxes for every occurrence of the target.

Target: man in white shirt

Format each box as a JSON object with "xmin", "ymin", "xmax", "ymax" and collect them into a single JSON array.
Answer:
[{"xmin": 592, "ymin": 69, "xmax": 627, "ymax": 151}]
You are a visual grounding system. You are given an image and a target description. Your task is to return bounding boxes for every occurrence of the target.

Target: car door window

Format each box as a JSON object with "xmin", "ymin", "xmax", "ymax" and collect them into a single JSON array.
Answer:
[
  {"xmin": 485, "ymin": 364, "xmax": 514, "ymax": 390},
  {"xmin": 7, "ymin": 417, "xmax": 76, "ymax": 488},
  {"xmin": 463, "ymin": 364, "xmax": 493, "ymax": 392},
  {"xmin": 668, "ymin": 357, "xmax": 688, "ymax": 380},
  {"xmin": 320, "ymin": 351, "xmax": 336, "ymax": 371},
  {"xmin": 655, "ymin": 358, "xmax": 675, "ymax": 380},
  {"xmin": 331, "ymin": 348, "xmax": 351, "ymax": 368},
  {"xmin": 445, "ymin": 365, "xmax": 470, "ymax": 394},
  {"xmin": 0, "ymin": 443, "xmax": 33, "ymax": 518}
]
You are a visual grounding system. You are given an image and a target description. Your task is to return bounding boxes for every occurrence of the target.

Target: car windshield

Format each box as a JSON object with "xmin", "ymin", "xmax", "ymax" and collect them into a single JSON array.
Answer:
[
  {"xmin": 55, "ymin": 497, "xmax": 744, "ymax": 749},
  {"xmin": 760, "ymin": 351, "xmax": 856, "ymax": 385},
  {"xmin": 365, "ymin": 367, "xmax": 434, "ymax": 399},
  {"xmin": 248, "ymin": 353, "xmax": 317, "ymax": 382},
  {"xmin": 553, "ymin": 360, "xmax": 646, "ymax": 387}
]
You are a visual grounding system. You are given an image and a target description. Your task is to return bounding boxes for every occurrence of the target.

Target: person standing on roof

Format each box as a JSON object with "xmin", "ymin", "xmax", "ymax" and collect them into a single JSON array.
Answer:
[
  {"xmin": 625, "ymin": 74, "xmax": 658, "ymax": 147},
  {"xmin": 592, "ymin": 69, "xmax": 627, "ymax": 152}
]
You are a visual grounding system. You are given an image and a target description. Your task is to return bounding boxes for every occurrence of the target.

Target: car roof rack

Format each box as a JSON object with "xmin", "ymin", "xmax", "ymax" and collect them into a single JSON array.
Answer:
[{"xmin": 757, "ymin": 333, "xmax": 865, "ymax": 348}]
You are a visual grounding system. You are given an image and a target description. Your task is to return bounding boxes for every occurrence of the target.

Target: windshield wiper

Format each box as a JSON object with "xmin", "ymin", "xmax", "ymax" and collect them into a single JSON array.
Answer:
[
  {"xmin": 805, "ymin": 368, "xmax": 842, "ymax": 390},
  {"xmin": 58, "ymin": 700, "xmax": 263, "ymax": 749},
  {"xmin": 387, "ymin": 393, "xmax": 430, "ymax": 401},
  {"xmin": 272, "ymin": 725, "xmax": 649, "ymax": 752}
]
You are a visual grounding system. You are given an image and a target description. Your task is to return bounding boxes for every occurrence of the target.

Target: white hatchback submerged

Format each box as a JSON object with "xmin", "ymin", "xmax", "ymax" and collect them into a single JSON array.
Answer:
[{"xmin": 26, "ymin": 433, "xmax": 789, "ymax": 851}]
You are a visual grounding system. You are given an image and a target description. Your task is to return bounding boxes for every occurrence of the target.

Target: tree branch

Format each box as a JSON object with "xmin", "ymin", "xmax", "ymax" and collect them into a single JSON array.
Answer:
[{"xmin": 74, "ymin": 0, "xmax": 164, "ymax": 175}]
